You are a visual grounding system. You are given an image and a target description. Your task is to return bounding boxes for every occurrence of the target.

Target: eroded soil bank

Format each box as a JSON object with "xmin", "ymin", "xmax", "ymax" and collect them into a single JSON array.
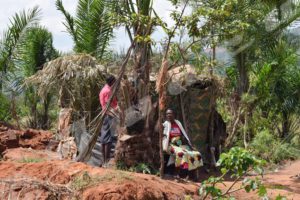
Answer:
[{"xmin": 0, "ymin": 122, "xmax": 299, "ymax": 200}]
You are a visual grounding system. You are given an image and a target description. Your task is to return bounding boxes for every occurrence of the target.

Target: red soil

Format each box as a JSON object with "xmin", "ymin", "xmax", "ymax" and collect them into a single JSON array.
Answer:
[
  {"xmin": 1, "ymin": 147, "xmax": 299, "ymax": 200},
  {"xmin": 220, "ymin": 160, "xmax": 300, "ymax": 199},
  {"xmin": 0, "ymin": 122, "xmax": 299, "ymax": 200},
  {"xmin": 0, "ymin": 122, "xmax": 56, "ymax": 154},
  {"xmin": 0, "ymin": 160, "xmax": 200, "ymax": 200}
]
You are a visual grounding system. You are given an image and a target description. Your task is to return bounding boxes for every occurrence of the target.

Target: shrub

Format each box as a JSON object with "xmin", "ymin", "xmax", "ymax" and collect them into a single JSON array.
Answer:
[
  {"xmin": 250, "ymin": 129, "xmax": 300, "ymax": 163},
  {"xmin": 129, "ymin": 163, "xmax": 152, "ymax": 174},
  {"xmin": 0, "ymin": 93, "xmax": 11, "ymax": 121},
  {"xmin": 199, "ymin": 147, "xmax": 267, "ymax": 199},
  {"xmin": 116, "ymin": 161, "xmax": 158, "ymax": 175},
  {"xmin": 273, "ymin": 143, "xmax": 300, "ymax": 163}
]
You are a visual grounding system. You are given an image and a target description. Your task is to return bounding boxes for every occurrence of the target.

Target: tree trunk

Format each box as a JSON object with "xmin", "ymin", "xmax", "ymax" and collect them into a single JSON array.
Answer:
[
  {"xmin": 276, "ymin": 3, "xmax": 282, "ymax": 21},
  {"xmin": 10, "ymin": 92, "xmax": 20, "ymax": 128},
  {"xmin": 41, "ymin": 95, "xmax": 51, "ymax": 129},
  {"xmin": 133, "ymin": 43, "xmax": 151, "ymax": 99},
  {"xmin": 282, "ymin": 111, "xmax": 289, "ymax": 138},
  {"xmin": 236, "ymin": 52, "xmax": 248, "ymax": 96},
  {"xmin": 158, "ymin": 109, "xmax": 164, "ymax": 178},
  {"xmin": 0, "ymin": 72, "xmax": 3, "ymax": 92}
]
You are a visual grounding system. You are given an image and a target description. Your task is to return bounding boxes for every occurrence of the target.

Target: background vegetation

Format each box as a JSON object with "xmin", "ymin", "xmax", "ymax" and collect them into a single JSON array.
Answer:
[{"xmin": 0, "ymin": 0, "xmax": 300, "ymax": 165}]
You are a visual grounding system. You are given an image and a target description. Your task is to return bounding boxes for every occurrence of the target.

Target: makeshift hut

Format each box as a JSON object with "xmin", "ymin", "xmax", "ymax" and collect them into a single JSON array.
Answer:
[
  {"xmin": 166, "ymin": 65, "xmax": 227, "ymax": 166},
  {"xmin": 115, "ymin": 65, "xmax": 227, "ymax": 169},
  {"xmin": 26, "ymin": 54, "xmax": 111, "ymax": 166}
]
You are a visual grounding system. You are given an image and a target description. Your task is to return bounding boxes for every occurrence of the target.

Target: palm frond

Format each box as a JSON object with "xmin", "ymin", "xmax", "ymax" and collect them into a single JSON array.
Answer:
[
  {"xmin": 25, "ymin": 54, "xmax": 106, "ymax": 98},
  {"xmin": 56, "ymin": 0, "xmax": 114, "ymax": 60},
  {"xmin": 75, "ymin": 0, "xmax": 113, "ymax": 59},
  {"xmin": 270, "ymin": 0, "xmax": 300, "ymax": 33},
  {"xmin": 55, "ymin": 0, "xmax": 78, "ymax": 44},
  {"xmin": 0, "ymin": 6, "xmax": 41, "ymax": 73},
  {"xmin": 10, "ymin": 26, "xmax": 58, "ymax": 96}
]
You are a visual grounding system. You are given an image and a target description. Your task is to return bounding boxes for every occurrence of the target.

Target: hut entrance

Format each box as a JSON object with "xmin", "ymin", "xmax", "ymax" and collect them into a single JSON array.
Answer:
[{"xmin": 166, "ymin": 65, "xmax": 227, "ymax": 166}]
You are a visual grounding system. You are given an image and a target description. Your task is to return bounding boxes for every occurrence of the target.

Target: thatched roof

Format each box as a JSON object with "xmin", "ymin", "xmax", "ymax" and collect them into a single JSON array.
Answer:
[
  {"xmin": 25, "ymin": 54, "xmax": 106, "ymax": 98},
  {"xmin": 168, "ymin": 64, "xmax": 212, "ymax": 83},
  {"xmin": 163, "ymin": 65, "xmax": 214, "ymax": 96}
]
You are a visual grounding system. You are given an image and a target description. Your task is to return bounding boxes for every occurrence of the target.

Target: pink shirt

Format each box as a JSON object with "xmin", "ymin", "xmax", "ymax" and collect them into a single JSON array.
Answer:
[{"xmin": 99, "ymin": 84, "xmax": 118, "ymax": 110}]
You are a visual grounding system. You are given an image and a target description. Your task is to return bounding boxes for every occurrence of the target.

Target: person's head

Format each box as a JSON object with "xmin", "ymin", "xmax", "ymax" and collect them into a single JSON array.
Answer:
[
  {"xmin": 106, "ymin": 75, "xmax": 116, "ymax": 87},
  {"xmin": 166, "ymin": 108, "xmax": 175, "ymax": 122}
]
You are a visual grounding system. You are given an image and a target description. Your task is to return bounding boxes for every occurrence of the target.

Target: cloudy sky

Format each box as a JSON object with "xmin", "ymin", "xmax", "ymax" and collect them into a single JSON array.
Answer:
[
  {"xmin": 1, "ymin": 1, "xmax": 299, "ymax": 54},
  {"xmin": 0, "ymin": 0, "xmax": 181, "ymax": 53}
]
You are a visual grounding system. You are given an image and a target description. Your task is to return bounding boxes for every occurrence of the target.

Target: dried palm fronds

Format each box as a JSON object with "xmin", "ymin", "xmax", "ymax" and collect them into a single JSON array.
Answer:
[
  {"xmin": 25, "ymin": 54, "xmax": 106, "ymax": 99},
  {"xmin": 156, "ymin": 59, "xmax": 169, "ymax": 111}
]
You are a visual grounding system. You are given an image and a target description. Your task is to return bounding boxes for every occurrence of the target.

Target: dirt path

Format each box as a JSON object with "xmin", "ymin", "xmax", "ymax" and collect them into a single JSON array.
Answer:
[
  {"xmin": 228, "ymin": 160, "xmax": 300, "ymax": 199},
  {"xmin": 263, "ymin": 160, "xmax": 300, "ymax": 199}
]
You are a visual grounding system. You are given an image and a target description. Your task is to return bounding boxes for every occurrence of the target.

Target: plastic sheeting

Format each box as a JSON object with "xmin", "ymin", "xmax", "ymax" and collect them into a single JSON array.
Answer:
[{"xmin": 71, "ymin": 118, "xmax": 116, "ymax": 167}]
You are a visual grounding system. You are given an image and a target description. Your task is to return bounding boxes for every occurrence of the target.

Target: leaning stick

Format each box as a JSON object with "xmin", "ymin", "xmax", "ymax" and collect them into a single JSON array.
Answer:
[{"xmin": 76, "ymin": 44, "xmax": 134, "ymax": 162}]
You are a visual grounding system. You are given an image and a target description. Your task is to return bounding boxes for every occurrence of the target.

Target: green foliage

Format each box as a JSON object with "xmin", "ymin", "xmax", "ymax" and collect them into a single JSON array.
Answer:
[
  {"xmin": 275, "ymin": 194, "xmax": 287, "ymax": 200},
  {"xmin": 225, "ymin": 66, "xmax": 238, "ymax": 91},
  {"xmin": 250, "ymin": 130, "xmax": 300, "ymax": 163},
  {"xmin": 0, "ymin": 6, "xmax": 41, "ymax": 73},
  {"xmin": 199, "ymin": 177, "xmax": 223, "ymax": 198},
  {"xmin": 251, "ymin": 40, "xmax": 300, "ymax": 116},
  {"xmin": 56, "ymin": 0, "xmax": 113, "ymax": 60},
  {"xmin": 12, "ymin": 26, "xmax": 58, "ymax": 129},
  {"xmin": 116, "ymin": 161, "xmax": 157, "ymax": 175},
  {"xmin": 199, "ymin": 148, "xmax": 266, "ymax": 199},
  {"xmin": 0, "ymin": 93, "xmax": 11, "ymax": 121},
  {"xmin": 184, "ymin": 195, "xmax": 193, "ymax": 200},
  {"xmin": 15, "ymin": 27, "xmax": 58, "ymax": 75},
  {"xmin": 129, "ymin": 163, "xmax": 152, "ymax": 174},
  {"xmin": 116, "ymin": 160, "xmax": 127, "ymax": 171},
  {"xmin": 71, "ymin": 171, "xmax": 101, "ymax": 190},
  {"xmin": 217, "ymin": 147, "xmax": 266, "ymax": 177},
  {"xmin": 18, "ymin": 157, "xmax": 45, "ymax": 163},
  {"xmin": 185, "ymin": 0, "xmax": 269, "ymax": 45}
]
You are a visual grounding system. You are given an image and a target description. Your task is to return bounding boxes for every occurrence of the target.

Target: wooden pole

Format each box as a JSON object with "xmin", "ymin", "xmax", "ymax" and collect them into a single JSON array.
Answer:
[{"xmin": 157, "ymin": 0, "xmax": 189, "ymax": 178}]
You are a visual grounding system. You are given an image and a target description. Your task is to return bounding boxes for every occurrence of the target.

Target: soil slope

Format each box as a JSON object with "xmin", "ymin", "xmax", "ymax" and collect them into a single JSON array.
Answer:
[
  {"xmin": 0, "ymin": 158, "xmax": 199, "ymax": 200},
  {"xmin": 0, "ymin": 122, "xmax": 299, "ymax": 200}
]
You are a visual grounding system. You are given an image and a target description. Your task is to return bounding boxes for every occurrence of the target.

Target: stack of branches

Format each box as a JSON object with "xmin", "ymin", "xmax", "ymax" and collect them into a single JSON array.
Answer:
[{"xmin": 0, "ymin": 178, "xmax": 75, "ymax": 199}]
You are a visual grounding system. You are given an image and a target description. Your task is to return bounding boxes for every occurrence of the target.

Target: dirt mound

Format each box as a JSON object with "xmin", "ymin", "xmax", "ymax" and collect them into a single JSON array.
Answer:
[
  {"xmin": 1, "ymin": 122, "xmax": 299, "ymax": 200},
  {"xmin": 0, "ymin": 146, "xmax": 299, "ymax": 200},
  {"xmin": 2, "ymin": 148, "xmax": 60, "ymax": 162},
  {"xmin": 0, "ymin": 160, "xmax": 199, "ymax": 200},
  {"xmin": 0, "ymin": 122, "xmax": 56, "ymax": 154}
]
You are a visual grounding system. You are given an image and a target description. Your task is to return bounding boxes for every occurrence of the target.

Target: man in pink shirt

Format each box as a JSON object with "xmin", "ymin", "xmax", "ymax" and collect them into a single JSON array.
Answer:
[
  {"xmin": 99, "ymin": 75, "xmax": 118, "ymax": 167},
  {"xmin": 99, "ymin": 77, "xmax": 118, "ymax": 111}
]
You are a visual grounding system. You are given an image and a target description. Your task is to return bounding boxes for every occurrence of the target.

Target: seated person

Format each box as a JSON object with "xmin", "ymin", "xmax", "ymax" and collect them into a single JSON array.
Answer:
[{"xmin": 163, "ymin": 108, "xmax": 203, "ymax": 176}]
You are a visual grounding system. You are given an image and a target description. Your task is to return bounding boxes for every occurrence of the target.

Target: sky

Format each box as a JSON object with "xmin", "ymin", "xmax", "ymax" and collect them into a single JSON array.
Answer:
[
  {"xmin": 1, "ymin": 1, "xmax": 299, "ymax": 53},
  {"xmin": 0, "ymin": 0, "xmax": 181, "ymax": 53}
]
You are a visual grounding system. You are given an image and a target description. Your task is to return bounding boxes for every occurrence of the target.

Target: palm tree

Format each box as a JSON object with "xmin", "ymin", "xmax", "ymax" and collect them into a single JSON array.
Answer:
[
  {"xmin": 0, "ymin": 6, "xmax": 41, "ymax": 90},
  {"xmin": 0, "ymin": 7, "xmax": 41, "ymax": 126},
  {"xmin": 55, "ymin": 0, "xmax": 113, "ymax": 60},
  {"xmin": 251, "ymin": 39, "xmax": 300, "ymax": 138},
  {"xmin": 14, "ymin": 26, "xmax": 58, "ymax": 128}
]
